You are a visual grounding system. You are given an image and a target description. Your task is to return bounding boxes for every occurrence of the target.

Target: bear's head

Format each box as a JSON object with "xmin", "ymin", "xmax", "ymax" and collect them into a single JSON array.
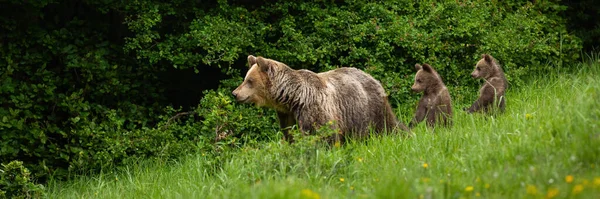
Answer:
[
  {"xmin": 471, "ymin": 54, "xmax": 498, "ymax": 79},
  {"xmin": 411, "ymin": 63, "xmax": 441, "ymax": 93},
  {"xmin": 232, "ymin": 55, "xmax": 283, "ymax": 107}
]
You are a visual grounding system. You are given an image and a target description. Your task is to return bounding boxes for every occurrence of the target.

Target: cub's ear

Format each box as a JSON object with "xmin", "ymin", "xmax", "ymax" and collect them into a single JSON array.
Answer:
[
  {"xmin": 482, "ymin": 54, "xmax": 493, "ymax": 63},
  {"xmin": 248, "ymin": 55, "xmax": 257, "ymax": 68},
  {"xmin": 256, "ymin": 56, "xmax": 273, "ymax": 73},
  {"xmin": 415, "ymin": 64, "xmax": 422, "ymax": 71},
  {"xmin": 422, "ymin": 63, "xmax": 434, "ymax": 73}
]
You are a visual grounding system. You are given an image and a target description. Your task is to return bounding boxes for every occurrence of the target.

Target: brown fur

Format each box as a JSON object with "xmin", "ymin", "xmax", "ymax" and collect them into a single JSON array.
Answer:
[
  {"xmin": 409, "ymin": 63, "xmax": 453, "ymax": 128},
  {"xmin": 466, "ymin": 54, "xmax": 508, "ymax": 114},
  {"xmin": 232, "ymin": 55, "xmax": 408, "ymax": 143}
]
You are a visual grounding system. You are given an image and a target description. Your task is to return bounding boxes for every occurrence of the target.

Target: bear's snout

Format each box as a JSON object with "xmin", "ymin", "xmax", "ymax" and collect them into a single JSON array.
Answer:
[
  {"xmin": 231, "ymin": 89, "xmax": 249, "ymax": 102},
  {"xmin": 411, "ymin": 85, "xmax": 422, "ymax": 92},
  {"xmin": 232, "ymin": 90, "xmax": 244, "ymax": 101}
]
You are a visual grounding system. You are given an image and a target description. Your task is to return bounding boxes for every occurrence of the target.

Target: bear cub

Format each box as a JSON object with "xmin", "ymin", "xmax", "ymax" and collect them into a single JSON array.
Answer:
[
  {"xmin": 409, "ymin": 63, "xmax": 453, "ymax": 128},
  {"xmin": 466, "ymin": 54, "xmax": 508, "ymax": 114}
]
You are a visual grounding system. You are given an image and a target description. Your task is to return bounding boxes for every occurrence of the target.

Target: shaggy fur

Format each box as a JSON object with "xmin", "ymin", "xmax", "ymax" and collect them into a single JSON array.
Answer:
[
  {"xmin": 409, "ymin": 63, "xmax": 453, "ymax": 128},
  {"xmin": 232, "ymin": 55, "xmax": 408, "ymax": 143},
  {"xmin": 466, "ymin": 54, "xmax": 508, "ymax": 114}
]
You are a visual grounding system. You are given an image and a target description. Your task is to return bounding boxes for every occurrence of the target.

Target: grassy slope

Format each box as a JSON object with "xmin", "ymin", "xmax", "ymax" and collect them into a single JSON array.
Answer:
[{"xmin": 46, "ymin": 61, "xmax": 600, "ymax": 199}]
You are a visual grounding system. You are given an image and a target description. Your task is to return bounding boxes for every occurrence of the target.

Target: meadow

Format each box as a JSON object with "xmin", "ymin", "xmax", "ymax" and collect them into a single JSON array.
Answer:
[{"xmin": 45, "ymin": 59, "xmax": 600, "ymax": 199}]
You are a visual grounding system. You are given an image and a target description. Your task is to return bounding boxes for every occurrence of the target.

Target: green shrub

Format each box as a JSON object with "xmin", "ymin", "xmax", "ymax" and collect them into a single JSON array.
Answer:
[
  {"xmin": 561, "ymin": 0, "xmax": 600, "ymax": 51},
  {"xmin": 0, "ymin": 160, "xmax": 44, "ymax": 199},
  {"xmin": 128, "ymin": 0, "xmax": 581, "ymax": 110},
  {"xmin": 195, "ymin": 78, "xmax": 280, "ymax": 147}
]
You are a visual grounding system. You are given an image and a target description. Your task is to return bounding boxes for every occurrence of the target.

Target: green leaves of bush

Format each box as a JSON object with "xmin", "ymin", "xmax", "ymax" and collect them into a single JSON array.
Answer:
[
  {"xmin": 0, "ymin": 161, "xmax": 44, "ymax": 199},
  {"xmin": 196, "ymin": 79, "xmax": 279, "ymax": 147},
  {"xmin": 125, "ymin": 0, "xmax": 580, "ymax": 109}
]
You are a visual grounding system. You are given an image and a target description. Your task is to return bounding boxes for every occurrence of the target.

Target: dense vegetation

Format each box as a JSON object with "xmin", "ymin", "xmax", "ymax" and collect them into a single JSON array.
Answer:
[{"xmin": 0, "ymin": 0, "xmax": 597, "ymax": 193}]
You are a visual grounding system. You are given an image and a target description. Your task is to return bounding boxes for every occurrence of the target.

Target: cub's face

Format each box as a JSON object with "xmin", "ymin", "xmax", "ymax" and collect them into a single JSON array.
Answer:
[
  {"xmin": 471, "ymin": 54, "xmax": 494, "ymax": 79},
  {"xmin": 411, "ymin": 64, "xmax": 436, "ymax": 93},
  {"xmin": 232, "ymin": 63, "xmax": 269, "ymax": 107}
]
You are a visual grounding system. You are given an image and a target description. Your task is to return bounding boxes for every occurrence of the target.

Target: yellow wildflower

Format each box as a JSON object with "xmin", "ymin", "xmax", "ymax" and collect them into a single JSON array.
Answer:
[
  {"xmin": 594, "ymin": 177, "xmax": 600, "ymax": 187},
  {"xmin": 582, "ymin": 179, "xmax": 589, "ymax": 186},
  {"xmin": 422, "ymin": 163, "xmax": 429, "ymax": 169},
  {"xmin": 572, "ymin": 184, "xmax": 584, "ymax": 195},
  {"xmin": 525, "ymin": 113, "xmax": 533, "ymax": 120},
  {"xmin": 357, "ymin": 157, "xmax": 363, "ymax": 162},
  {"xmin": 565, "ymin": 175, "xmax": 574, "ymax": 183},
  {"xmin": 546, "ymin": 187, "xmax": 559, "ymax": 199},
  {"xmin": 465, "ymin": 186, "xmax": 474, "ymax": 192},
  {"xmin": 301, "ymin": 189, "xmax": 320, "ymax": 199},
  {"xmin": 339, "ymin": 178, "xmax": 345, "ymax": 182},
  {"xmin": 475, "ymin": 192, "xmax": 481, "ymax": 197},
  {"xmin": 334, "ymin": 141, "xmax": 341, "ymax": 148},
  {"xmin": 485, "ymin": 183, "xmax": 490, "ymax": 189},
  {"xmin": 350, "ymin": 186, "xmax": 354, "ymax": 190},
  {"xmin": 526, "ymin": 185, "xmax": 538, "ymax": 195}
]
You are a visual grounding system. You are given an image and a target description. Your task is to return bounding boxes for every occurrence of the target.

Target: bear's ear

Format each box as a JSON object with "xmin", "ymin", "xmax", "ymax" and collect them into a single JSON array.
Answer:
[
  {"xmin": 248, "ymin": 55, "xmax": 257, "ymax": 68},
  {"xmin": 256, "ymin": 56, "xmax": 274, "ymax": 73},
  {"xmin": 482, "ymin": 54, "xmax": 493, "ymax": 63},
  {"xmin": 422, "ymin": 63, "xmax": 434, "ymax": 73},
  {"xmin": 415, "ymin": 64, "xmax": 422, "ymax": 71}
]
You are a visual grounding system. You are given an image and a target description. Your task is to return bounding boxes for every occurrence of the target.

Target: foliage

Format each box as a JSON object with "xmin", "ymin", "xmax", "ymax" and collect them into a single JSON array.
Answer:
[
  {"xmin": 120, "ymin": 0, "xmax": 583, "ymax": 112},
  {"xmin": 561, "ymin": 0, "xmax": 600, "ymax": 51},
  {"xmin": 0, "ymin": 160, "xmax": 44, "ymax": 199},
  {"xmin": 0, "ymin": 0, "xmax": 169, "ymax": 181},
  {"xmin": 195, "ymin": 78, "xmax": 280, "ymax": 148},
  {"xmin": 0, "ymin": 0, "xmax": 585, "ymax": 182}
]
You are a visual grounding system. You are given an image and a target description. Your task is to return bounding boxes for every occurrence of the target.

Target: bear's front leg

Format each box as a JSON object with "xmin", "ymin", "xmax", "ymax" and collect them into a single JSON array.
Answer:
[
  {"xmin": 277, "ymin": 111, "xmax": 296, "ymax": 143},
  {"xmin": 409, "ymin": 99, "xmax": 428, "ymax": 128},
  {"xmin": 467, "ymin": 84, "xmax": 496, "ymax": 113}
]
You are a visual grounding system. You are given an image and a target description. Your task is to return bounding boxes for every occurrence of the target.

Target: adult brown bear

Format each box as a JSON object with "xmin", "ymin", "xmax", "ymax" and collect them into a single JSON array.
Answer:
[{"xmin": 232, "ymin": 55, "xmax": 408, "ymax": 143}]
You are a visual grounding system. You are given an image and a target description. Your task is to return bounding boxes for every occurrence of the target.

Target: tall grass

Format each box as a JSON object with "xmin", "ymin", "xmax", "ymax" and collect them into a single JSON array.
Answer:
[{"xmin": 46, "ymin": 60, "xmax": 600, "ymax": 199}]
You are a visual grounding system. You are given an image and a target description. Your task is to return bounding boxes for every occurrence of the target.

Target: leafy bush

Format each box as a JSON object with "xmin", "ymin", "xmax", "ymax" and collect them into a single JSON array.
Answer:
[
  {"xmin": 561, "ymin": 0, "xmax": 600, "ymax": 51},
  {"xmin": 0, "ymin": 160, "xmax": 44, "ymax": 199},
  {"xmin": 195, "ymin": 78, "xmax": 280, "ymax": 148},
  {"xmin": 124, "ymin": 0, "xmax": 581, "ymax": 111},
  {"xmin": 0, "ymin": 0, "xmax": 583, "ymax": 182}
]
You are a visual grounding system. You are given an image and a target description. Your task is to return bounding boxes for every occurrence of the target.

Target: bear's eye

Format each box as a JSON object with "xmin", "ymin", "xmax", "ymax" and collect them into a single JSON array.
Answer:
[
  {"xmin": 416, "ymin": 79, "xmax": 422, "ymax": 83},
  {"xmin": 246, "ymin": 79, "xmax": 253, "ymax": 85},
  {"xmin": 476, "ymin": 67, "xmax": 481, "ymax": 70}
]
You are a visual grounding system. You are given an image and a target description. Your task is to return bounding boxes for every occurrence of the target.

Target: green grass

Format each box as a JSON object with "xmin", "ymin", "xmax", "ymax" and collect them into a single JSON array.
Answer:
[{"xmin": 46, "ymin": 60, "xmax": 600, "ymax": 199}]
